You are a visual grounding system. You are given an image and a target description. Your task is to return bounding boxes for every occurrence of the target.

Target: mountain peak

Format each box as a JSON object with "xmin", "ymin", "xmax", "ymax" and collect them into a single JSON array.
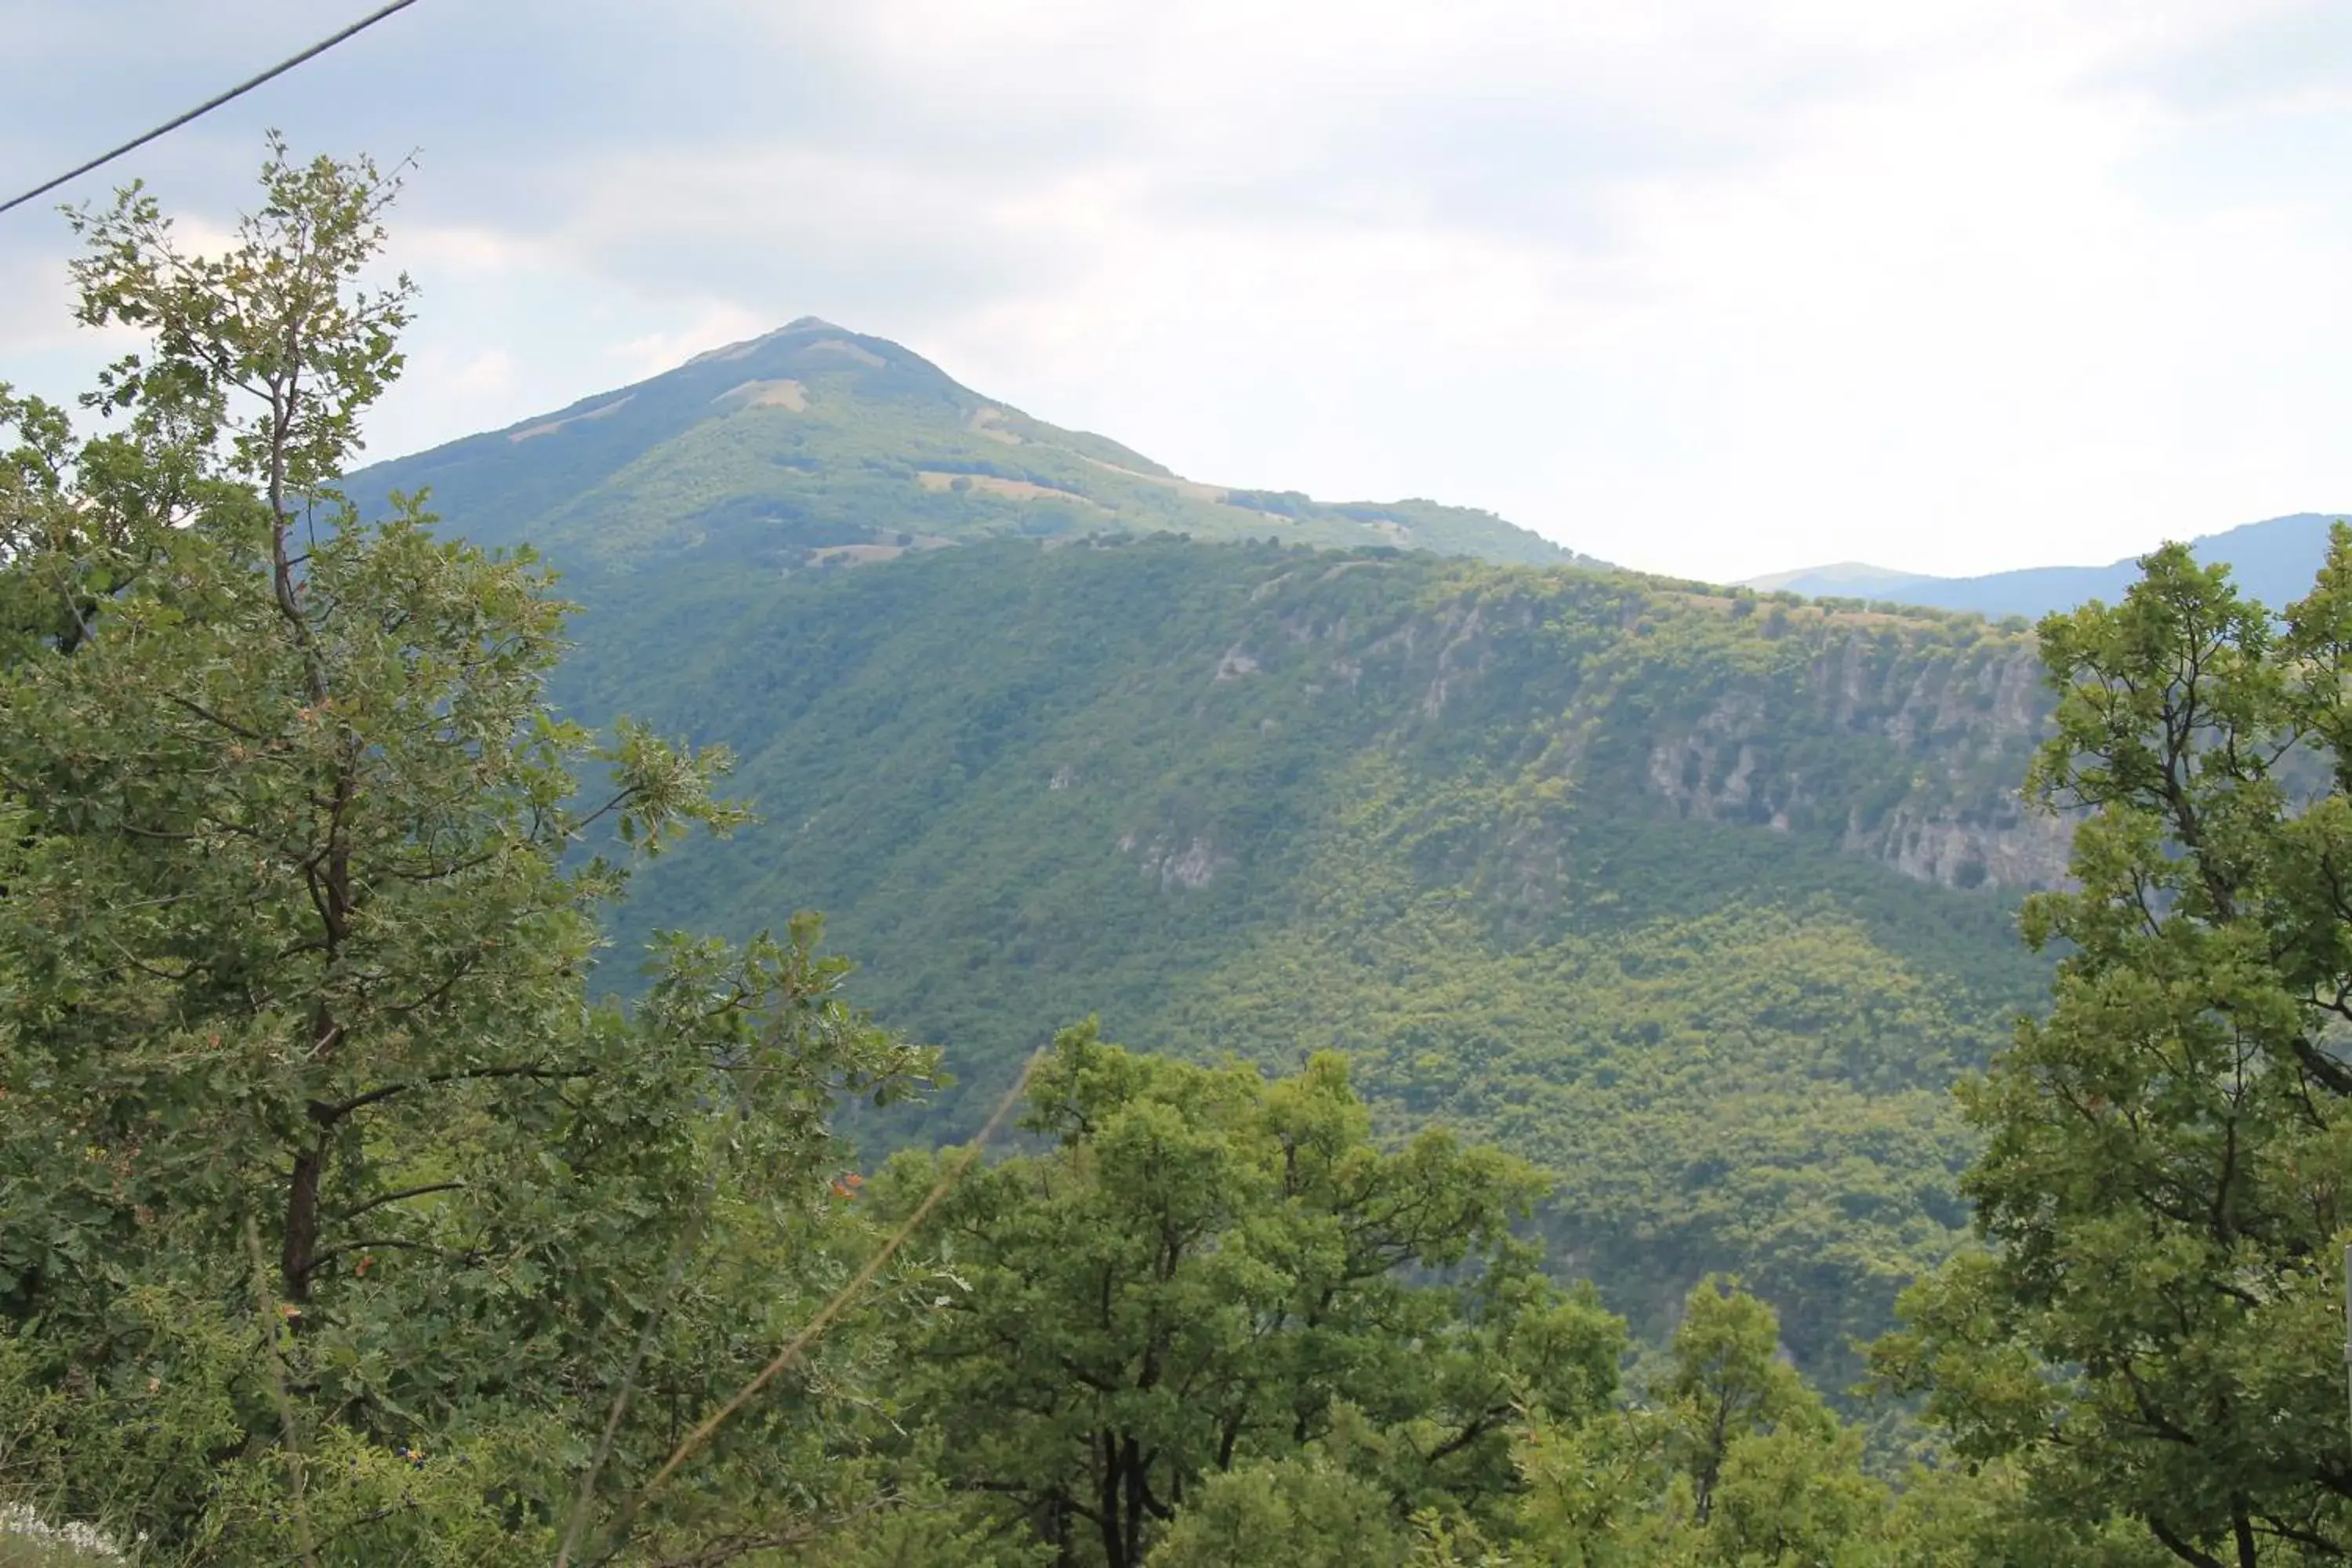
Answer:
[
  {"xmin": 348, "ymin": 323, "xmax": 1590, "ymax": 572},
  {"xmin": 683, "ymin": 317, "xmax": 862, "ymax": 368}
]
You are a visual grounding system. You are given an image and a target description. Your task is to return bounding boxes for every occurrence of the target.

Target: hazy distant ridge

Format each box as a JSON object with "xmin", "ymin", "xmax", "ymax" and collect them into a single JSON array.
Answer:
[{"xmin": 1748, "ymin": 512, "xmax": 2350, "ymax": 618}]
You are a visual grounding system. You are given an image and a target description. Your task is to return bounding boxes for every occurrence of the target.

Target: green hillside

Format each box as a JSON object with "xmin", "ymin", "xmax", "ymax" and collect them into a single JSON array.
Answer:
[
  {"xmin": 22, "ymin": 114, "xmax": 2335, "ymax": 1568},
  {"xmin": 343, "ymin": 318, "xmax": 1590, "ymax": 569},
  {"xmin": 550, "ymin": 537, "xmax": 2060, "ymax": 1385},
  {"xmin": 339, "ymin": 316, "xmax": 2076, "ymax": 1390}
]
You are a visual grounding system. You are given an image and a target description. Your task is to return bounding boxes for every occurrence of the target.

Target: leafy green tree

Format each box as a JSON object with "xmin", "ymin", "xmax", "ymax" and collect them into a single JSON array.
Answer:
[
  {"xmin": 1145, "ymin": 1454, "xmax": 1416, "ymax": 1568},
  {"xmin": 1665, "ymin": 1277, "xmax": 1831, "ymax": 1527},
  {"xmin": 1878, "ymin": 537, "xmax": 2352, "ymax": 1565},
  {"xmin": 0, "ymin": 143, "xmax": 931, "ymax": 1563},
  {"xmin": 1511, "ymin": 1402, "xmax": 1690, "ymax": 1566},
  {"xmin": 1508, "ymin": 1277, "xmax": 1889, "ymax": 1567},
  {"xmin": 1875, "ymin": 1458, "xmax": 2170, "ymax": 1568},
  {"xmin": 1701, "ymin": 1421, "xmax": 1883, "ymax": 1566},
  {"xmin": 1648, "ymin": 1277, "xmax": 1888, "ymax": 1567},
  {"xmin": 878, "ymin": 1022, "xmax": 1623, "ymax": 1567}
]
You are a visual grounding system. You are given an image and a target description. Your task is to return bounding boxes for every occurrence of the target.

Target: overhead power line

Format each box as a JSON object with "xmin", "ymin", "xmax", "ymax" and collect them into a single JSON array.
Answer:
[{"xmin": 0, "ymin": 0, "xmax": 423, "ymax": 217}]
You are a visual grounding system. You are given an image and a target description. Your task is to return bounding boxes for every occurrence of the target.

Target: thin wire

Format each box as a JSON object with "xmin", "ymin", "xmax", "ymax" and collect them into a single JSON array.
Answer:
[
  {"xmin": 0, "ymin": 0, "xmax": 423, "ymax": 217},
  {"xmin": 582, "ymin": 1048, "xmax": 1047, "ymax": 1566}
]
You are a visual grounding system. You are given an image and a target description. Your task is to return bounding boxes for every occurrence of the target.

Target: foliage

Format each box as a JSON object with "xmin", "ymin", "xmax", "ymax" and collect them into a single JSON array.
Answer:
[
  {"xmin": 12, "ymin": 131, "xmax": 2310, "ymax": 1568},
  {"xmin": 549, "ymin": 534, "xmax": 2052, "ymax": 1377},
  {"xmin": 877, "ymin": 1025, "xmax": 1623, "ymax": 1567},
  {"xmin": 0, "ymin": 143, "xmax": 931, "ymax": 1565},
  {"xmin": 861, "ymin": 1043, "xmax": 2140, "ymax": 1567},
  {"xmin": 1496, "ymin": 1279, "xmax": 2161, "ymax": 1568},
  {"xmin": 1878, "ymin": 533, "xmax": 2352, "ymax": 1564},
  {"xmin": 1145, "ymin": 1455, "xmax": 1417, "ymax": 1568}
]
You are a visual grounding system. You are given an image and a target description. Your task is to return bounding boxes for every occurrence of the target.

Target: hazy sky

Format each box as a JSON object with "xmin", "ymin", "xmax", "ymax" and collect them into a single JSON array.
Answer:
[{"xmin": 6, "ymin": 0, "xmax": 2352, "ymax": 581}]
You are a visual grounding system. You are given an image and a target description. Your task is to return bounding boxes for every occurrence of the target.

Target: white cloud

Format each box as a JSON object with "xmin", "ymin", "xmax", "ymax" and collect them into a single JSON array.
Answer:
[
  {"xmin": 399, "ymin": 225, "xmax": 544, "ymax": 276},
  {"xmin": 11, "ymin": 0, "xmax": 2352, "ymax": 579},
  {"xmin": 447, "ymin": 348, "xmax": 519, "ymax": 397},
  {"xmin": 607, "ymin": 303, "xmax": 773, "ymax": 381}
]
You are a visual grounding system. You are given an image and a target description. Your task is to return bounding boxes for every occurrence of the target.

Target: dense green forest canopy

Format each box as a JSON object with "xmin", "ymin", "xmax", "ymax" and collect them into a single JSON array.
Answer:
[
  {"xmin": 546, "ymin": 532, "xmax": 2058, "ymax": 1383},
  {"xmin": 9, "ymin": 143, "xmax": 2350, "ymax": 1568}
]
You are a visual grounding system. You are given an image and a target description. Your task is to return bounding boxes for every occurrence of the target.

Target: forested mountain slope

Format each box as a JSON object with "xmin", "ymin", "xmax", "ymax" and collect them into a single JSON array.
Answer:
[
  {"xmin": 343, "ymin": 318, "xmax": 1587, "ymax": 568},
  {"xmin": 19, "ymin": 116, "xmax": 2327, "ymax": 1568},
  {"xmin": 334, "ymin": 313, "xmax": 2089, "ymax": 1381},
  {"xmin": 549, "ymin": 538, "xmax": 2061, "ymax": 1381}
]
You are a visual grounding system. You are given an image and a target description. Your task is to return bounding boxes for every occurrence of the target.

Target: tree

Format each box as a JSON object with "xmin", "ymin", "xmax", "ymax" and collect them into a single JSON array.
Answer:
[
  {"xmin": 1875, "ymin": 1457, "xmax": 2171, "ymax": 1568},
  {"xmin": 1664, "ymin": 1276, "xmax": 1832, "ymax": 1528},
  {"xmin": 1878, "ymin": 537, "xmax": 2352, "ymax": 1565},
  {"xmin": 1509, "ymin": 1276, "xmax": 1887, "ymax": 1568},
  {"xmin": 0, "ymin": 142, "xmax": 931, "ymax": 1563},
  {"xmin": 878, "ymin": 1022, "xmax": 1624, "ymax": 1568},
  {"xmin": 1700, "ymin": 1420, "xmax": 1883, "ymax": 1567},
  {"xmin": 1144, "ymin": 1455, "xmax": 1416, "ymax": 1568}
]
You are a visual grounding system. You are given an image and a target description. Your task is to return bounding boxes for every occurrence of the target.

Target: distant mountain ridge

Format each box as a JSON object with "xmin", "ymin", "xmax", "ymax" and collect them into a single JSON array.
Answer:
[
  {"xmin": 1740, "ymin": 561, "xmax": 1931, "ymax": 597},
  {"xmin": 343, "ymin": 318, "xmax": 1592, "ymax": 571},
  {"xmin": 1749, "ymin": 512, "xmax": 2350, "ymax": 618}
]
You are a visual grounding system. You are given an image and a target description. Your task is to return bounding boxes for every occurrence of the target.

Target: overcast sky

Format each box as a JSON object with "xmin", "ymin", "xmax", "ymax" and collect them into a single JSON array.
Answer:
[{"xmin": 6, "ymin": 1, "xmax": 2352, "ymax": 581}]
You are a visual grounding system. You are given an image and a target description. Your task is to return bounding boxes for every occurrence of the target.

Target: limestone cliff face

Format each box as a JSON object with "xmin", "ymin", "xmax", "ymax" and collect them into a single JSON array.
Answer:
[
  {"xmin": 1129, "ymin": 565, "xmax": 2071, "ymax": 898},
  {"xmin": 1640, "ymin": 632, "xmax": 2067, "ymax": 891},
  {"xmin": 1330, "ymin": 583, "xmax": 2067, "ymax": 894}
]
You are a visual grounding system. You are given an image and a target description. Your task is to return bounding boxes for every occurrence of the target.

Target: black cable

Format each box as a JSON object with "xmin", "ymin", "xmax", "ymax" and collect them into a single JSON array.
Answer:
[{"xmin": 0, "ymin": 0, "xmax": 423, "ymax": 217}]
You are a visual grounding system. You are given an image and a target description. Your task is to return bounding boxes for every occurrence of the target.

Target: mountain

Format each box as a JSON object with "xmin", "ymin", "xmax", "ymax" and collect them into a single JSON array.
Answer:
[
  {"xmin": 1740, "ymin": 561, "xmax": 1933, "ymax": 597},
  {"xmin": 343, "ymin": 318, "xmax": 1592, "ymax": 571},
  {"xmin": 1751, "ymin": 511, "xmax": 2350, "ymax": 619},
  {"xmin": 541, "ymin": 535, "xmax": 2065, "ymax": 1388},
  {"xmin": 343, "ymin": 327, "xmax": 2089, "ymax": 1386}
]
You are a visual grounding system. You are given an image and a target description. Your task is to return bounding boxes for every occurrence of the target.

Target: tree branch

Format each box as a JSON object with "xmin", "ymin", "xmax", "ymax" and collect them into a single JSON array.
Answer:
[
  {"xmin": 317, "ymin": 1062, "xmax": 594, "ymax": 1123},
  {"xmin": 328, "ymin": 1181, "xmax": 465, "ymax": 1225}
]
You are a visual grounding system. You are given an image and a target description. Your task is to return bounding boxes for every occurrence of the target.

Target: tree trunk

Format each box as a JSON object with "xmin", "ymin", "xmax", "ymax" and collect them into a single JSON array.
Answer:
[{"xmin": 281, "ymin": 1141, "xmax": 324, "ymax": 1301}]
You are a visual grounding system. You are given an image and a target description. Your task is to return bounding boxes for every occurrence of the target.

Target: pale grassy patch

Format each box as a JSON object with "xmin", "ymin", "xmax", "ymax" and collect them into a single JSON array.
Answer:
[
  {"xmin": 808, "ymin": 338, "xmax": 886, "ymax": 367},
  {"xmin": 1076, "ymin": 454, "xmax": 1227, "ymax": 503},
  {"xmin": 915, "ymin": 472, "xmax": 1105, "ymax": 509},
  {"xmin": 710, "ymin": 379, "xmax": 808, "ymax": 411},
  {"xmin": 507, "ymin": 394, "xmax": 635, "ymax": 443}
]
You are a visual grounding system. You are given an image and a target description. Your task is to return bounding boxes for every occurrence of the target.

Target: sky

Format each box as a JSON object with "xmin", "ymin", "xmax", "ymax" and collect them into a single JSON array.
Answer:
[{"xmin": 5, "ymin": 1, "xmax": 2352, "ymax": 582}]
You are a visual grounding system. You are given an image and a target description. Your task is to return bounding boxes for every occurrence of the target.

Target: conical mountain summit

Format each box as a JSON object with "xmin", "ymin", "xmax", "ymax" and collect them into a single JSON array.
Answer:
[{"xmin": 345, "ymin": 318, "xmax": 1588, "ymax": 572}]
